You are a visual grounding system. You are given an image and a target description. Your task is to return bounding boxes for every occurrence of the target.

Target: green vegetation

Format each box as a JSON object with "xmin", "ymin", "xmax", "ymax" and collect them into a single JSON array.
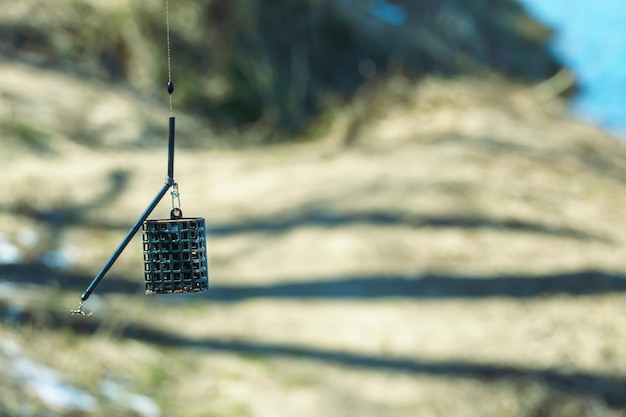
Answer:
[
  {"xmin": 2, "ymin": 119, "xmax": 56, "ymax": 154},
  {"xmin": 0, "ymin": 0, "xmax": 564, "ymax": 142}
]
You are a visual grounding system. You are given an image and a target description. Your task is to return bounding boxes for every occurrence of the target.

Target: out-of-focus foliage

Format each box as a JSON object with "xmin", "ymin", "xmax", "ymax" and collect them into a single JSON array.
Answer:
[{"xmin": 0, "ymin": 0, "xmax": 563, "ymax": 140}]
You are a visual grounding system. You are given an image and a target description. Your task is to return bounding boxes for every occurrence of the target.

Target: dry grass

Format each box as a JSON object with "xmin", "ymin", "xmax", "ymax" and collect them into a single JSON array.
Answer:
[{"xmin": 3, "ymin": 72, "xmax": 626, "ymax": 416}]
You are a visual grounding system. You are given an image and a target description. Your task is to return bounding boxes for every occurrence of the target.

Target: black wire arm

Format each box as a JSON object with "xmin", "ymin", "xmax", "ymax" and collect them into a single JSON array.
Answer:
[{"xmin": 78, "ymin": 116, "xmax": 176, "ymax": 303}]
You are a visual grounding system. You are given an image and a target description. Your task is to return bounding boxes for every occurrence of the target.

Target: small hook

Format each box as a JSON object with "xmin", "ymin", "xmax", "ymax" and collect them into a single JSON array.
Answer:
[{"xmin": 70, "ymin": 301, "xmax": 93, "ymax": 317}]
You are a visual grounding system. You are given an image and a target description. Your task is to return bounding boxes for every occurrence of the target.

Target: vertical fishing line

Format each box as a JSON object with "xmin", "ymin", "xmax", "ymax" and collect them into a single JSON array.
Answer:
[{"xmin": 165, "ymin": 0, "xmax": 173, "ymax": 114}]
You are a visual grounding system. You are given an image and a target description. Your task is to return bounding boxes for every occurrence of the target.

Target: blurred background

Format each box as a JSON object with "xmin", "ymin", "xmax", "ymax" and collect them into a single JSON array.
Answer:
[{"xmin": 2, "ymin": 0, "xmax": 626, "ymax": 416}]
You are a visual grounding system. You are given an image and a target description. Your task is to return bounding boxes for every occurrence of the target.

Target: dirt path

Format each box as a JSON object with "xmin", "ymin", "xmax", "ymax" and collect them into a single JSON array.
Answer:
[{"xmin": 3, "ymin": 73, "xmax": 626, "ymax": 416}]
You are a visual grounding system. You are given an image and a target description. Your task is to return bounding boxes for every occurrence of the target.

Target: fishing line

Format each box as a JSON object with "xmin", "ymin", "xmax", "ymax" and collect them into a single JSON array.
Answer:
[{"xmin": 165, "ymin": 0, "xmax": 174, "ymax": 114}]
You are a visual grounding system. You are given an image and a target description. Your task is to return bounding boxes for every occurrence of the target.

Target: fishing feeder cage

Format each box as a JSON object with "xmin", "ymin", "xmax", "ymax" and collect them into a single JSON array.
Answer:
[
  {"xmin": 142, "ymin": 213, "xmax": 208, "ymax": 295},
  {"xmin": 71, "ymin": 0, "xmax": 209, "ymax": 315}
]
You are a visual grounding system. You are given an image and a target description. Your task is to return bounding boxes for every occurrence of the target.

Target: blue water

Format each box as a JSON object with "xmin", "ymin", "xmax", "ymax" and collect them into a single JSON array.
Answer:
[
  {"xmin": 371, "ymin": 0, "xmax": 406, "ymax": 25},
  {"xmin": 518, "ymin": 0, "xmax": 626, "ymax": 136}
]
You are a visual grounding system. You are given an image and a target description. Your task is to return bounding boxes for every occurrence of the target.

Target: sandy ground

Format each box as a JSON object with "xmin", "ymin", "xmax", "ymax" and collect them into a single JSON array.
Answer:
[{"xmin": 3, "ymin": 65, "xmax": 626, "ymax": 416}]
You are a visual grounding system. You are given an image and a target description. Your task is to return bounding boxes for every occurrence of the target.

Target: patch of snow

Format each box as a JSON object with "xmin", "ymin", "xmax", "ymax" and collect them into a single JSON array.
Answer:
[
  {"xmin": 101, "ymin": 380, "xmax": 161, "ymax": 417},
  {"xmin": 0, "ymin": 339, "xmax": 21, "ymax": 357},
  {"xmin": 0, "ymin": 336, "xmax": 159, "ymax": 416},
  {"xmin": 1, "ymin": 339, "xmax": 97, "ymax": 412},
  {"xmin": 40, "ymin": 246, "xmax": 76, "ymax": 268},
  {"xmin": 0, "ymin": 233, "xmax": 21, "ymax": 264},
  {"xmin": 17, "ymin": 227, "xmax": 39, "ymax": 248},
  {"xmin": 12, "ymin": 360, "xmax": 96, "ymax": 412},
  {"xmin": 0, "ymin": 282, "xmax": 19, "ymax": 299}
]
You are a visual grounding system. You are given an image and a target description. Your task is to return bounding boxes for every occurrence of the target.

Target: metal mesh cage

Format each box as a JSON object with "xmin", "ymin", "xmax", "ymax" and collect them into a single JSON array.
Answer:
[{"xmin": 142, "ymin": 217, "xmax": 208, "ymax": 294}]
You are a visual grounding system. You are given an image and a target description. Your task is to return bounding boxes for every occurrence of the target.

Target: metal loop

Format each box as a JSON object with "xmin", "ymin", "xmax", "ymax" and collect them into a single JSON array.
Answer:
[
  {"xmin": 171, "ymin": 182, "xmax": 181, "ymax": 211},
  {"xmin": 170, "ymin": 208, "xmax": 183, "ymax": 219}
]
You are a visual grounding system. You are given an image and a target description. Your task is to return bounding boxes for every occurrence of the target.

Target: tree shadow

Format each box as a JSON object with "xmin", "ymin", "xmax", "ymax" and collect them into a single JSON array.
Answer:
[
  {"xmin": 2, "ymin": 265, "xmax": 626, "ymax": 301},
  {"xmin": 2, "ymin": 266, "xmax": 626, "ymax": 408},
  {"xmin": 134, "ymin": 336, "xmax": 626, "ymax": 409},
  {"xmin": 0, "ymin": 263, "xmax": 140, "ymax": 296},
  {"xmin": 5, "ymin": 202, "xmax": 603, "ymax": 241},
  {"xmin": 2, "ymin": 161, "xmax": 605, "ymax": 246},
  {"xmin": 205, "ymin": 270, "xmax": 626, "ymax": 301},
  {"xmin": 4, "ymin": 169, "xmax": 132, "ymax": 231},
  {"xmin": 0, "ymin": 169, "xmax": 133, "ymax": 267},
  {"xmin": 205, "ymin": 210, "xmax": 603, "ymax": 241},
  {"xmin": 4, "ymin": 307, "xmax": 624, "ymax": 409}
]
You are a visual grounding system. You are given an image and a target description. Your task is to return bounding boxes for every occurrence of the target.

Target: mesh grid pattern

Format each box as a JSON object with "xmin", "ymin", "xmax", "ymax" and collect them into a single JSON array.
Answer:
[{"xmin": 142, "ymin": 217, "xmax": 208, "ymax": 294}]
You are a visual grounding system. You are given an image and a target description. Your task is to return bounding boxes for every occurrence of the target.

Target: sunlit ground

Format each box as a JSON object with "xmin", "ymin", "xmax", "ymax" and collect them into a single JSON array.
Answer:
[{"xmin": 3, "ymin": 74, "xmax": 626, "ymax": 416}]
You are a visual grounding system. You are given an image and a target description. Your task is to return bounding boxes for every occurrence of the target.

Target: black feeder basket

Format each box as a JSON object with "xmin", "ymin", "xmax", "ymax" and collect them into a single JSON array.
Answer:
[{"xmin": 142, "ymin": 209, "xmax": 208, "ymax": 295}]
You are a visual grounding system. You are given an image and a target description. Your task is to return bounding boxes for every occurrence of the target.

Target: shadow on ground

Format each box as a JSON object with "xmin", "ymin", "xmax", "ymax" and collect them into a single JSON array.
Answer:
[
  {"xmin": 2, "ymin": 263, "xmax": 626, "ymax": 300},
  {"xmin": 205, "ymin": 271, "xmax": 626, "ymax": 300},
  {"xmin": 2, "ymin": 304, "xmax": 625, "ymax": 409},
  {"xmin": 3, "ymin": 200, "xmax": 605, "ymax": 241},
  {"xmin": 2, "ymin": 263, "xmax": 626, "ymax": 408},
  {"xmin": 123, "ymin": 334, "xmax": 626, "ymax": 409},
  {"xmin": 204, "ymin": 210, "xmax": 604, "ymax": 241}
]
